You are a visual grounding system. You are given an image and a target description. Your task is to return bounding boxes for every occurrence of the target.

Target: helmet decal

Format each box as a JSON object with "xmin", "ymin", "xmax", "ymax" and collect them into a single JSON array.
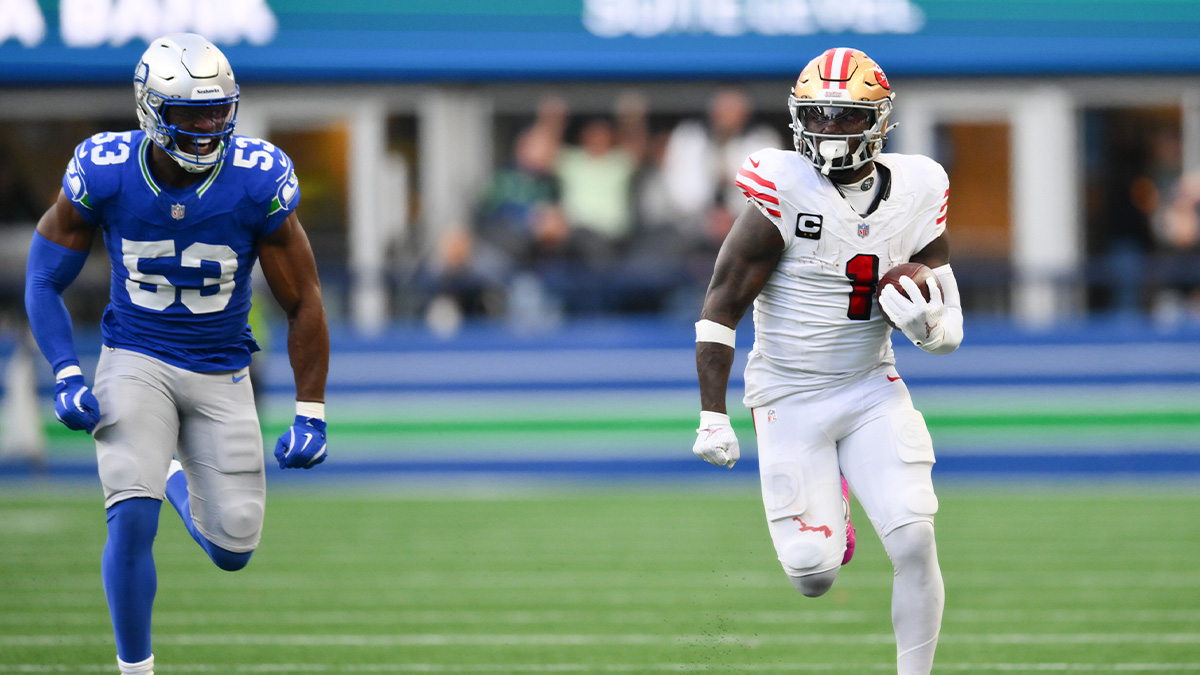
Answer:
[{"xmin": 874, "ymin": 67, "xmax": 890, "ymax": 90}]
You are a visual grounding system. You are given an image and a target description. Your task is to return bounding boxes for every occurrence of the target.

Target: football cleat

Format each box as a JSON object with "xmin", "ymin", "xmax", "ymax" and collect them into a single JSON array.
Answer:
[{"xmin": 841, "ymin": 475, "xmax": 856, "ymax": 566}]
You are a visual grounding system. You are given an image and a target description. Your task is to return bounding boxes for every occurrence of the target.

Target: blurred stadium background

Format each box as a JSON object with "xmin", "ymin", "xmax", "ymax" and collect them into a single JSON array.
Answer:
[{"xmin": 1, "ymin": 1, "xmax": 1199, "ymax": 672}]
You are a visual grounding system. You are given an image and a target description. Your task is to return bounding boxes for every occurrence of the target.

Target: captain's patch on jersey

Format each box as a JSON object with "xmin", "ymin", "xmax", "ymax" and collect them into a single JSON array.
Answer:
[{"xmin": 795, "ymin": 213, "xmax": 823, "ymax": 240}]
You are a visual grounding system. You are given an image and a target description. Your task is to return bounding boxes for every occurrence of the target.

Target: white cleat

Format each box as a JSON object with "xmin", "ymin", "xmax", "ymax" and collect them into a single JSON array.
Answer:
[{"xmin": 167, "ymin": 459, "xmax": 183, "ymax": 480}]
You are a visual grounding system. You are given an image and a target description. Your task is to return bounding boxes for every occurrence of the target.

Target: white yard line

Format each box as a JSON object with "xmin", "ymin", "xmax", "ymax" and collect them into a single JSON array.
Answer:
[
  {"xmin": 4, "ymin": 608, "xmax": 1200, "ymax": 626},
  {"xmin": 3, "ymin": 633, "xmax": 1200, "ymax": 647},
  {"xmin": 2, "ymin": 663, "xmax": 1200, "ymax": 672}
]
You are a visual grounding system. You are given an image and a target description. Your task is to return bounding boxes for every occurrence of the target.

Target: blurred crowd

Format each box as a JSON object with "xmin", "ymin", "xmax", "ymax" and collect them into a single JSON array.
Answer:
[
  {"xmin": 1092, "ymin": 119, "xmax": 1200, "ymax": 323},
  {"xmin": 3, "ymin": 92, "xmax": 1200, "ymax": 334},
  {"xmin": 414, "ymin": 89, "xmax": 782, "ymax": 330}
]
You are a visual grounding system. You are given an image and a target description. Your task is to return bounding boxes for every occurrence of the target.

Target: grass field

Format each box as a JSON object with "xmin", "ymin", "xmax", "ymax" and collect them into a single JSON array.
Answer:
[{"xmin": 2, "ymin": 483, "xmax": 1199, "ymax": 673}]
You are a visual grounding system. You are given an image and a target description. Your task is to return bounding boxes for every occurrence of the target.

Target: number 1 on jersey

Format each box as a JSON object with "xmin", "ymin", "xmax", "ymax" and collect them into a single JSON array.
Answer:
[{"xmin": 845, "ymin": 254, "xmax": 879, "ymax": 320}]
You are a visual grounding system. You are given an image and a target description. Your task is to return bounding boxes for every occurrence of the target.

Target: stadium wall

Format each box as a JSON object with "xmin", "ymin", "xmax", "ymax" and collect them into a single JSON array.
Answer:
[{"xmin": 3, "ymin": 317, "xmax": 1198, "ymax": 481}]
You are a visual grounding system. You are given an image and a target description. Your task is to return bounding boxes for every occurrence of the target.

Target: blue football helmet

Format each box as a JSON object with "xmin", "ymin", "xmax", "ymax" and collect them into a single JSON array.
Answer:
[{"xmin": 134, "ymin": 33, "xmax": 239, "ymax": 173}]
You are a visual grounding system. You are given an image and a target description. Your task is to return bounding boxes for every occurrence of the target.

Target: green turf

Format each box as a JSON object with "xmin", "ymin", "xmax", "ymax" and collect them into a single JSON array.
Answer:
[{"xmin": 1, "ymin": 485, "xmax": 1198, "ymax": 673}]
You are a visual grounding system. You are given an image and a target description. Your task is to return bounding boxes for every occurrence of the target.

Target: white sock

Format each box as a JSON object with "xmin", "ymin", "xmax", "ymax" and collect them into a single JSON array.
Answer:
[
  {"xmin": 881, "ymin": 522, "xmax": 944, "ymax": 675},
  {"xmin": 118, "ymin": 654, "xmax": 154, "ymax": 675}
]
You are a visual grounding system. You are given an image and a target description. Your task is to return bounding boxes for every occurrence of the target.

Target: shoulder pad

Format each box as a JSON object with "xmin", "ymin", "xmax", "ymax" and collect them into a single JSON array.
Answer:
[
  {"xmin": 64, "ymin": 131, "xmax": 139, "ymax": 213},
  {"xmin": 735, "ymin": 148, "xmax": 795, "ymax": 220},
  {"xmin": 226, "ymin": 136, "xmax": 300, "ymax": 211}
]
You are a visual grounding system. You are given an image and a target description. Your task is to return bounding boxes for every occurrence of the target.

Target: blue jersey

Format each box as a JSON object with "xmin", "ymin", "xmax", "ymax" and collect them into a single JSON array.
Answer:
[{"xmin": 62, "ymin": 130, "xmax": 301, "ymax": 372}]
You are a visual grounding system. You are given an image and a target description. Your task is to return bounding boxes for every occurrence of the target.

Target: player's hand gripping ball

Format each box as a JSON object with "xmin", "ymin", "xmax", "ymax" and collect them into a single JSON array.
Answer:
[
  {"xmin": 274, "ymin": 416, "xmax": 328, "ymax": 469},
  {"xmin": 53, "ymin": 375, "xmax": 101, "ymax": 433},
  {"xmin": 877, "ymin": 262, "xmax": 945, "ymax": 349}
]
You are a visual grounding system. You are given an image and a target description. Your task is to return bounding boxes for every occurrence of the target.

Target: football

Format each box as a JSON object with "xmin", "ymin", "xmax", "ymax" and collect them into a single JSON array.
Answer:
[{"xmin": 876, "ymin": 262, "xmax": 939, "ymax": 328}]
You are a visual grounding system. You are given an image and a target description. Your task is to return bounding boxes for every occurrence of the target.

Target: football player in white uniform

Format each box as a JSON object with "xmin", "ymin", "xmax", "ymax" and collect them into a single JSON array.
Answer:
[{"xmin": 692, "ymin": 48, "xmax": 963, "ymax": 675}]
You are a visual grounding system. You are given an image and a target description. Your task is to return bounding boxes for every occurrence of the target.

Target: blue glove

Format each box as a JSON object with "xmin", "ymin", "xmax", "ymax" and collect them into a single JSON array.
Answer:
[
  {"xmin": 54, "ymin": 375, "xmax": 101, "ymax": 433},
  {"xmin": 274, "ymin": 416, "xmax": 328, "ymax": 469}
]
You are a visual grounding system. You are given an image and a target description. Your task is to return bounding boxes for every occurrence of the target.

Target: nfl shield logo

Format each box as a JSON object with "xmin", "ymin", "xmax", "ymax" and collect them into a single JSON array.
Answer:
[
  {"xmin": 857, "ymin": 221, "xmax": 869, "ymax": 238},
  {"xmin": 171, "ymin": 203, "xmax": 185, "ymax": 220}
]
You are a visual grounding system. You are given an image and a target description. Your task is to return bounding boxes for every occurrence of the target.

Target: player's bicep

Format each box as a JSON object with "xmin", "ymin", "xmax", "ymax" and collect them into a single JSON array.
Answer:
[
  {"xmin": 909, "ymin": 232, "xmax": 949, "ymax": 269},
  {"xmin": 258, "ymin": 212, "xmax": 321, "ymax": 315},
  {"xmin": 702, "ymin": 203, "xmax": 785, "ymax": 326},
  {"xmin": 36, "ymin": 190, "xmax": 95, "ymax": 252}
]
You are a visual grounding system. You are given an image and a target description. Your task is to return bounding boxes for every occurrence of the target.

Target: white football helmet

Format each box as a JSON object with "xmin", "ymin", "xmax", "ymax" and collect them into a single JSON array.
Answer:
[
  {"xmin": 789, "ymin": 47, "xmax": 896, "ymax": 175},
  {"xmin": 134, "ymin": 33, "xmax": 239, "ymax": 173}
]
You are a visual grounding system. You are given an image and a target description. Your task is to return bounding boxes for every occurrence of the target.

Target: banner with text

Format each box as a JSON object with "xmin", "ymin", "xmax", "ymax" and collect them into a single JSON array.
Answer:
[{"xmin": 2, "ymin": 0, "xmax": 1199, "ymax": 83}]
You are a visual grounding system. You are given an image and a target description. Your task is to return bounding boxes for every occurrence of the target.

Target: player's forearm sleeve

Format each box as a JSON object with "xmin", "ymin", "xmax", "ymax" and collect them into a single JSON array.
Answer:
[
  {"xmin": 25, "ymin": 232, "xmax": 89, "ymax": 374},
  {"xmin": 926, "ymin": 264, "xmax": 963, "ymax": 355}
]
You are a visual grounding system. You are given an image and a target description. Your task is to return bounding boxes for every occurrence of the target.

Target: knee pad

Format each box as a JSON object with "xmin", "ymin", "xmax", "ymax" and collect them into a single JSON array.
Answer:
[
  {"xmin": 779, "ymin": 540, "xmax": 824, "ymax": 574},
  {"xmin": 192, "ymin": 487, "xmax": 264, "ymax": 553},
  {"xmin": 218, "ymin": 495, "xmax": 264, "ymax": 544},
  {"xmin": 789, "ymin": 568, "xmax": 838, "ymax": 598},
  {"xmin": 882, "ymin": 521, "xmax": 939, "ymax": 572}
]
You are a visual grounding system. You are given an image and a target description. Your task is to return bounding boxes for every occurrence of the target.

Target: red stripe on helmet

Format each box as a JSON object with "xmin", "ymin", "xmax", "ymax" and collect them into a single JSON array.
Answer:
[{"xmin": 838, "ymin": 49, "xmax": 853, "ymax": 89}]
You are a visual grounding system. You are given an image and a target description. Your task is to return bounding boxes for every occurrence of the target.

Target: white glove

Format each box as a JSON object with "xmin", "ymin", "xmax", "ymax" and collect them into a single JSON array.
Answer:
[
  {"xmin": 879, "ymin": 275, "xmax": 946, "ymax": 352},
  {"xmin": 693, "ymin": 411, "xmax": 740, "ymax": 468}
]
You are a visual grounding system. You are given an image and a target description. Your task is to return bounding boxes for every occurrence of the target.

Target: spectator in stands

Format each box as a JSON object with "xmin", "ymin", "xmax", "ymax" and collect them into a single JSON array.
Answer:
[
  {"xmin": 661, "ymin": 88, "xmax": 782, "ymax": 249},
  {"xmin": 556, "ymin": 116, "xmax": 637, "ymax": 260},
  {"xmin": 1152, "ymin": 167, "xmax": 1200, "ymax": 319},
  {"xmin": 475, "ymin": 124, "xmax": 567, "ymax": 269},
  {"xmin": 418, "ymin": 118, "xmax": 569, "ymax": 331}
]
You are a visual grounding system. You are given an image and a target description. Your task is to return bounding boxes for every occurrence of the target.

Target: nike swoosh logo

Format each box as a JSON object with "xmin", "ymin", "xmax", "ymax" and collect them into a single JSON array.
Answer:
[
  {"xmin": 886, "ymin": 375, "xmax": 902, "ymax": 382},
  {"xmin": 749, "ymin": 157, "xmax": 761, "ymax": 168},
  {"xmin": 232, "ymin": 374, "xmax": 247, "ymax": 383}
]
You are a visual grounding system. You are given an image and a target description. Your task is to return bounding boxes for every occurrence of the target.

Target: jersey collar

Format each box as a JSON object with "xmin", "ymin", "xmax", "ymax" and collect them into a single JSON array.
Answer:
[{"xmin": 138, "ymin": 136, "xmax": 224, "ymax": 199}]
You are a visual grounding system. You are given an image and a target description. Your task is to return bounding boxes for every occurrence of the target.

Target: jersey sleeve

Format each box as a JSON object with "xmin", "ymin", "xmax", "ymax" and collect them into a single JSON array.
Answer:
[
  {"xmin": 910, "ymin": 157, "xmax": 950, "ymax": 255},
  {"xmin": 228, "ymin": 136, "xmax": 302, "ymax": 237},
  {"xmin": 62, "ymin": 135, "xmax": 120, "ymax": 226},
  {"xmin": 734, "ymin": 149, "xmax": 789, "ymax": 241},
  {"xmin": 262, "ymin": 146, "xmax": 301, "ymax": 236}
]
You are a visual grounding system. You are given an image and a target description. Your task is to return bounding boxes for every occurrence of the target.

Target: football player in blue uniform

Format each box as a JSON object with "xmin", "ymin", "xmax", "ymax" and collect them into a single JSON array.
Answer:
[{"xmin": 24, "ymin": 33, "xmax": 330, "ymax": 675}]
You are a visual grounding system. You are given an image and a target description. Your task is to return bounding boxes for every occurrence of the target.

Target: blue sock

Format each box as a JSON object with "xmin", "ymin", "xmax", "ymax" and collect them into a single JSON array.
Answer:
[
  {"xmin": 164, "ymin": 468, "xmax": 253, "ymax": 571},
  {"xmin": 102, "ymin": 498, "xmax": 161, "ymax": 664}
]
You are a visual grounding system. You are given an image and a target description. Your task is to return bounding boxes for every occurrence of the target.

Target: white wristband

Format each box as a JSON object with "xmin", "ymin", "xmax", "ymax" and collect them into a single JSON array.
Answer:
[
  {"xmin": 699, "ymin": 410, "xmax": 731, "ymax": 428},
  {"xmin": 695, "ymin": 319, "xmax": 736, "ymax": 348},
  {"xmin": 55, "ymin": 365, "xmax": 83, "ymax": 380},
  {"xmin": 296, "ymin": 401, "xmax": 325, "ymax": 420}
]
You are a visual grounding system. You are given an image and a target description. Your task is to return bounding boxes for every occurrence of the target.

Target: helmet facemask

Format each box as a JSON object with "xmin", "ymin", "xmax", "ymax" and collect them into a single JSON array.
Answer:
[{"xmin": 789, "ymin": 96, "xmax": 893, "ymax": 175}]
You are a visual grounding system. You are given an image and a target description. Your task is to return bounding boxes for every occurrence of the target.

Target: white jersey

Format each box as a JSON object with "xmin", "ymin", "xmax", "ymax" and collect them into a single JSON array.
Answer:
[{"xmin": 735, "ymin": 149, "xmax": 949, "ymax": 407}]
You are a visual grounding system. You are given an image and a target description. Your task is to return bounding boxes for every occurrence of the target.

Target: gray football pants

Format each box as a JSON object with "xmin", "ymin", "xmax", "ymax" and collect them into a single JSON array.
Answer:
[{"xmin": 92, "ymin": 347, "xmax": 266, "ymax": 552}]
